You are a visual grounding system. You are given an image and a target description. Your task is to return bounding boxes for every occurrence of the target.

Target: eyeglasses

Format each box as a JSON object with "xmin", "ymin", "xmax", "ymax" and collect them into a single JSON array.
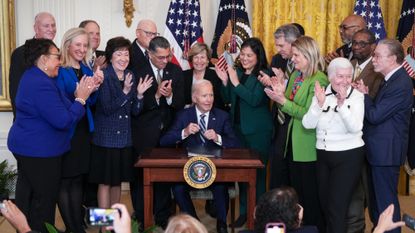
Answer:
[
  {"xmin": 338, "ymin": 24, "xmax": 359, "ymax": 31},
  {"xmin": 151, "ymin": 53, "xmax": 172, "ymax": 61},
  {"xmin": 47, "ymin": 53, "xmax": 61, "ymax": 59},
  {"xmin": 137, "ymin": 29, "xmax": 160, "ymax": 37},
  {"xmin": 352, "ymin": 40, "xmax": 373, "ymax": 49}
]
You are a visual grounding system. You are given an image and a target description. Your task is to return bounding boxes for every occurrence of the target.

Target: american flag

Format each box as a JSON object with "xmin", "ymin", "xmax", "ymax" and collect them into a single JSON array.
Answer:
[
  {"xmin": 163, "ymin": 0, "xmax": 204, "ymax": 70},
  {"xmin": 353, "ymin": 0, "xmax": 387, "ymax": 42},
  {"xmin": 397, "ymin": 0, "xmax": 415, "ymax": 78}
]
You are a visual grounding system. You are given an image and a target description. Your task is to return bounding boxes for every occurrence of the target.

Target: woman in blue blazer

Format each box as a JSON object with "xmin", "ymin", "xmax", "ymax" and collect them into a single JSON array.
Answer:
[
  {"xmin": 215, "ymin": 38, "xmax": 273, "ymax": 227},
  {"xmin": 8, "ymin": 38, "xmax": 95, "ymax": 232},
  {"xmin": 55, "ymin": 28, "xmax": 104, "ymax": 233},
  {"xmin": 89, "ymin": 37, "xmax": 152, "ymax": 210}
]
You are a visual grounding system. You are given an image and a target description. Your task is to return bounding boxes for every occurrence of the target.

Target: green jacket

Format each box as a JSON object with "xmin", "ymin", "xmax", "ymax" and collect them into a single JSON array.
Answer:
[
  {"xmin": 222, "ymin": 69, "xmax": 273, "ymax": 135},
  {"xmin": 281, "ymin": 70, "xmax": 328, "ymax": 162}
]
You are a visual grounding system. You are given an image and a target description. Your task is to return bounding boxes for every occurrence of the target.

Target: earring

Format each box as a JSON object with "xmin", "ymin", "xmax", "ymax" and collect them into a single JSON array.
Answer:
[{"xmin": 44, "ymin": 66, "xmax": 48, "ymax": 71}]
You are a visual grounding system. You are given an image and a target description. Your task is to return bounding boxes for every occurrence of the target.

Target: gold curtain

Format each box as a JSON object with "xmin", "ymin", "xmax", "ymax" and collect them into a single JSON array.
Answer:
[{"xmin": 252, "ymin": 0, "xmax": 403, "ymax": 61}]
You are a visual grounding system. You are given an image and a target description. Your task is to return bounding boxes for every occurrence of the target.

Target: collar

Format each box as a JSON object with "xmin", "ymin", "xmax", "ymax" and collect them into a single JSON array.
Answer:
[
  {"xmin": 196, "ymin": 106, "xmax": 210, "ymax": 120},
  {"xmin": 357, "ymin": 56, "xmax": 372, "ymax": 70},
  {"xmin": 136, "ymin": 40, "xmax": 147, "ymax": 55},
  {"xmin": 150, "ymin": 61, "xmax": 162, "ymax": 77},
  {"xmin": 384, "ymin": 65, "xmax": 402, "ymax": 82}
]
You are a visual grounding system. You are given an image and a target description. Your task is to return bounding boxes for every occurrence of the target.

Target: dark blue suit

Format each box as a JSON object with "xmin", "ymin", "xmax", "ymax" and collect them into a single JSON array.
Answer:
[
  {"xmin": 160, "ymin": 106, "xmax": 240, "ymax": 224},
  {"xmin": 364, "ymin": 67, "xmax": 413, "ymax": 232}
]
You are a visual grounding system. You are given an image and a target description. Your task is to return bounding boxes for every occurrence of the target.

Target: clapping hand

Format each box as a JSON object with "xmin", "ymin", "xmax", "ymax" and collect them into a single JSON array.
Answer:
[
  {"xmin": 123, "ymin": 73, "xmax": 133, "ymax": 94},
  {"xmin": 336, "ymin": 85, "xmax": 348, "ymax": 108},
  {"xmin": 258, "ymin": 70, "xmax": 272, "ymax": 86},
  {"xmin": 92, "ymin": 66, "xmax": 104, "ymax": 88},
  {"xmin": 271, "ymin": 67, "xmax": 285, "ymax": 80},
  {"xmin": 214, "ymin": 63, "xmax": 229, "ymax": 86},
  {"xmin": 352, "ymin": 79, "xmax": 369, "ymax": 94},
  {"xmin": 75, "ymin": 75, "xmax": 97, "ymax": 101},
  {"xmin": 227, "ymin": 65, "xmax": 239, "ymax": 86},
  {"xmin": 264, "ymin": 77, "xmax": 286, "ymax": 105},
  {"xmin": 314, "ymin": 81, "xmax": 326, "ymax": 108},
  {"xmin": 137, "ymin": 75, "xmax": 153, "ymax": 98}
]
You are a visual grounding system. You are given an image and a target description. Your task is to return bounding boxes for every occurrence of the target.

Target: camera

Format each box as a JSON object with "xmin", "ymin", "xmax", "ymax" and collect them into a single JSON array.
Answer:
[
  {"xmin": 86, "ymin": 208, "xmax": 118, "ymax": 226},
  {"xmin": 403, "ymin": 213, "xmax": 415, "ymax": 231},
  {"xmin": 265, "ymin": 222, "xmax": 285, "ymax": 233}
]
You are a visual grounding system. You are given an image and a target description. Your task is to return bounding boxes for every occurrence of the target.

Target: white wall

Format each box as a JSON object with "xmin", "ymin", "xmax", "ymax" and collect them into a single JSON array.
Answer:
[{"xmin": 2, "ymin": 0, "xmax": 252, "ymax": 165}]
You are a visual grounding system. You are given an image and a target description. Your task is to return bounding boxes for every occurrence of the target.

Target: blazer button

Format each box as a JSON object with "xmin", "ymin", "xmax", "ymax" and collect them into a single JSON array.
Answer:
[
  {"xmin": 119, "ymin": 115, "xmax": 122, "ymax": 119},
  {"xmin": 125, "ymin": 115, "xmax": 128, "ymax": 118},
  {"xmin": 117, "ymin": 131, "xmax": 120, "ymax": 134}
]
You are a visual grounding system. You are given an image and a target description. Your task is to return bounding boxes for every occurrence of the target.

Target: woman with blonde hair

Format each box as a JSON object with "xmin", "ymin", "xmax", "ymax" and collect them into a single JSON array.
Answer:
[
  {"xmin": 56, "ymin": 27, "xmax": 103, "ymax": 233},
  {"xmin": 165, "ymin": 214, "xmax": 208, "ymax": 233},
  {"xmin": 264, "ymin": 36, "xmax": 328, "ymax": 231}
]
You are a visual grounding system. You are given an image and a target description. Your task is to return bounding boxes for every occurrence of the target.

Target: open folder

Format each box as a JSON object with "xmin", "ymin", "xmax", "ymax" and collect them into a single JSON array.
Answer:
[{"xmin": 186, "ymin": 144, "xmax": 223, "ymax": 158}]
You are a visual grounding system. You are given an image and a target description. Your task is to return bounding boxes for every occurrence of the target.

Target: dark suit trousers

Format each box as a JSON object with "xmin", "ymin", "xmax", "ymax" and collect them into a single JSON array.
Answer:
[
  {"xmin": 368, "ymin": 166, "xmax": 401, "ymax": 233},
  {"xmin": 317, "ymin": 147, "xmax": 365, "ymax": 233},
  {"xmin": 173, "ymin": 183, "xmax": 229, "ymax": 223},
  {"xmin": 269, "ymin": 120, "xmax": 290, "ymax": 189},
  {"xmin": 14, "ymin": 154, "xmax": 62, "ymax": 233}
]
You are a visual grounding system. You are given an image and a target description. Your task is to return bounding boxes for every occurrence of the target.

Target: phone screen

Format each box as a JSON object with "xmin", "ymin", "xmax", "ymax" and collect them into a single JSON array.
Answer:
[
  {"xmin": 265, "ymin": 222, "xmax": 285, "ymax": 233},
  {"xmin": 87, "ymin": 208, "xmax": 117, "ymax": 226}
]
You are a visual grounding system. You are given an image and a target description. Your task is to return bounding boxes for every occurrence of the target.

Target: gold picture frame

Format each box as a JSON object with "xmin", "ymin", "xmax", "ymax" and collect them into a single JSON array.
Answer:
[{"xmin": 0, "ymin": 0, "xmax": 15, "ymax": 111}]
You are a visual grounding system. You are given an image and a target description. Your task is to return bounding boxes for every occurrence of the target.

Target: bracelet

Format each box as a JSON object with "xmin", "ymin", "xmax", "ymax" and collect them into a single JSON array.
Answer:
[{"xmin": 75, "ymin": 97, "xmax": 86, "ymax": 105}]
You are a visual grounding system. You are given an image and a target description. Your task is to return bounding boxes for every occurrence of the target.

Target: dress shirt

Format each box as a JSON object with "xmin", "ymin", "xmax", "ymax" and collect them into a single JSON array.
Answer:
[
  {"xmin": 181, "ymin": 107, "xmax": 222, "ymax": 145},
  {"xmin": 354, "ymin": 57, "xmax": 372, "ymax": 80},
  {"xmin": 150, "ymin": 61, "xmax": 173, "ymax": 105},
  {"xmin": 302, "ymin": 84, "xmax": 365, "ymax": 151}
]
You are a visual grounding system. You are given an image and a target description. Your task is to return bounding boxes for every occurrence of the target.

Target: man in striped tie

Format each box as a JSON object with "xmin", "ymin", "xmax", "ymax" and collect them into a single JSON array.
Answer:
[{"xmin": 160, "ymin": 80, "xmax": 240, "ymax": 233}]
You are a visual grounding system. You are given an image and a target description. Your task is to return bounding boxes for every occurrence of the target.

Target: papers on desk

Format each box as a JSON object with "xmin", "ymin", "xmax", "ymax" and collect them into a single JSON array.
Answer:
[{"xmin": 186, "ymin": 144, "xmax": 223, "ymax": 158}]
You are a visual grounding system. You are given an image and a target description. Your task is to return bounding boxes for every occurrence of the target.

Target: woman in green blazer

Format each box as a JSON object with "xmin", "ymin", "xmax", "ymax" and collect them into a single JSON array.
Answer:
[
  {"xmin": 265, "ymin": 36, "xmax": 328, "ymax": 232},
  {"xmin": 216, "ymin": 37, "xmax": 273, "ymax": 227}
]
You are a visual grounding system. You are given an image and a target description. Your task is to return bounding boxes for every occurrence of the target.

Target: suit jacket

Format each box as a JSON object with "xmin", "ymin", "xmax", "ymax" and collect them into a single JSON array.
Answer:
[
  {"xmin": 131, "ymin": 61, "xmax": 185, "ymax": 154},
  {"xmin": 364, "ymin": 67, "xmax": 413, "ymax": 166},
  {"xmin": 9, "ymin": 45, "xmax": 28, "ymax": 119},
  {"xmin": 351, "ymin": 59, "xmax": 383, "ymax": 99},
  {"xmin": 92, "ymin": 65, "xmax": 143, "ymax": 148},
  {"xmin": 159, "ymin": 106, "xmax": 239, "ymax": 148},
  {"xmin": 335, "ymin": 43, "xmax": 353, "ymax": 60},
  {"xmin": 128, "ymin": 39, "xmax": 150, "ymax": 77},
  {"xmin": 183, "ymin": 68, "xmax": 226, "ymax": 110},
  {"xmin": 95, "ymin": 49, "xmax": 105, "ymax": 57},
  {"xmin": 221, "ymin": 68, "xmax": 273, "ymax": 135},
  {"xmin": 281, "ymin": 70, "xmax": 329, "ymax": 162},
  {"xmin": 270, "ymin": 53, "xmax": 288, "ymax": 73}
]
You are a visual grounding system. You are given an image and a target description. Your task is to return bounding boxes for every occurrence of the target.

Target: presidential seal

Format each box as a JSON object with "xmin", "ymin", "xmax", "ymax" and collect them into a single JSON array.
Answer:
[{"xmin": 183, "ymin": 156, "xmax": 216, "ymax": 189}]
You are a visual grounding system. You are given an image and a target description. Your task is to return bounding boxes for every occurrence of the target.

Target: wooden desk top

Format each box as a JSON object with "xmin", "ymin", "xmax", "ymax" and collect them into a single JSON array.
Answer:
[{"xmin": 136, "ymin": 148, "xmax": 264, "ymax": 168}]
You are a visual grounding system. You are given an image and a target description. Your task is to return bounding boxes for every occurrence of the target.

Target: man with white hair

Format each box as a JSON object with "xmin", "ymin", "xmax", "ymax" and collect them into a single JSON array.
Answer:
[{"xmin": 9, "ymin": 12, "xmax": 57, "ymax": 119}]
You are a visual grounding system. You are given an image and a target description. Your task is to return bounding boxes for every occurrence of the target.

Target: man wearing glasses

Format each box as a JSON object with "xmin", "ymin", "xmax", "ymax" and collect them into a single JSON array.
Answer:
[
  {"xmin": 347, "ymin": 28, "xmax": 384, "ymax": 233},
  {"xmin": 355, "ymin": 39, "xmax": 413, "ymax": 233},
  {"xmin": 325, "ymin": 15, "xmax": 366, "ymax": 63},
  {"xmin": 131, "ymin": 36, "xmax": 185, "ymax": 229}
]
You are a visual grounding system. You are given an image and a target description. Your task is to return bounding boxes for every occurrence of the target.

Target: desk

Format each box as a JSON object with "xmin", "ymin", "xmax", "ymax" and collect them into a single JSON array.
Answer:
[{"xmin": 136, "ymin": 148, "xmax": 263, "ymax": 229}]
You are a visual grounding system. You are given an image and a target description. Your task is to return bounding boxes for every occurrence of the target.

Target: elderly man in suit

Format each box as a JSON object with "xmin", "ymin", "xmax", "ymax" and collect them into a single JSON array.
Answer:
[
  {"xmin": 79, "ymin": 20, "xmax": 106, "ymax": 69},
  {"xmin": 160, "ymin": 79, "xmax": 239, "ymax": 233},
  {"xmin": 130, "ymin": 36, "xmax": 184, "ymax": 228},
  {"xmin": 355, "ymin": 39, "xmax": 413, "ymax": 233}
]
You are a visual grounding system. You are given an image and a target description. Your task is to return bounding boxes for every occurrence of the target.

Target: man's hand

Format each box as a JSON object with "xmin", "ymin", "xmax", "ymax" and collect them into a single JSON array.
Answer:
[
  {"xmin": 204, "ymin": 129, "xmax": 218, "ymax": 142},
  {"xmin": 325, "ymin": 50, "xmax": 342, "ymax": 64},
  {"xmin": 105, "ymin": 203, "xmax": 131, "ymax": 233},
  {"xmin": 1, "ymin": 200, "xmax": 32, "ymax": 233},
  {"xmin": 352, "ymin": 79, "xmax": 369, "ymax": 95},
  {"xmin": 183, "ymin": 123, "xmax": 200, "ymax": 137}
]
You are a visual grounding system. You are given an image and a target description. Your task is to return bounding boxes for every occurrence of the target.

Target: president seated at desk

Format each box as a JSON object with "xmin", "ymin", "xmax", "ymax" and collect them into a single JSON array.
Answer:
[{"xmin": 160, "ymin": 79, "xmax": 240, "ymax": 233}]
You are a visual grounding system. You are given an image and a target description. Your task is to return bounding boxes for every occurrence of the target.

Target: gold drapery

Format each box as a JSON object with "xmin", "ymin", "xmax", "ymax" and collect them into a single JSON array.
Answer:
[{"xmin": 252, "ymin": 0, "xmax": 403, "ymax": 61}]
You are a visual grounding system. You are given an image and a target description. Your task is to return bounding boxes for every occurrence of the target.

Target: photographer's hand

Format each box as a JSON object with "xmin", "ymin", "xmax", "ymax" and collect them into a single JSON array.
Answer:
[{"xmin": 106, "ymin": 203, "xmax": 131, "ymax": 233}]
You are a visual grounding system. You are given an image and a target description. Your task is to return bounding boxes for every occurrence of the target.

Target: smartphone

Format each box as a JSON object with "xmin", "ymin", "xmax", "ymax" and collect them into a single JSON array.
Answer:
[
  {"xmin": 87, "ymin": 208, "xmax": 118, "ymax": 226},
  {"xmin": 403, "ymin": 213, "xmax": 415, "ymax": 231},
  {"xmin": 265, "ymin": 222, "xmax": 285, "ymax": 233}
]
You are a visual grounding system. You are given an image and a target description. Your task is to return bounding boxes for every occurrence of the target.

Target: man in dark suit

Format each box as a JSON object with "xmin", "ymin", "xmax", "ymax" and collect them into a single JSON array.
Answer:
[
  {"xmin": 131, "ymin": 36, "xmax": 184, "ymax": 228},
  {"xmin": 325, "ymin": 15, "xmax": 366, "ymax": 63},
  {"xmin": 160, "ymin": 79, "xmax": 239, "ymax": 233},
  {"xmin": 79, "ymin": 20, "xmax": 106, "ymax": 70},
  {"xmin": 9, "ymin": 12, "xmax": 56, "ymax": 120},
  {"xmin": 346, "ymin": 29, "xmax": 384, "ymax": 233},
  {"xmin": 356, "ymin": 39, "xmax": 413, "ymax": 233}
]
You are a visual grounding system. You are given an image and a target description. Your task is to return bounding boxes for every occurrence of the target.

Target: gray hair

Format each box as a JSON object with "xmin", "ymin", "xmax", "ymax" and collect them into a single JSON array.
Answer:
[
  {"xmin": 378, "ymin": 39, "xmax": 405, "ymax": 64},
  {"xmin": 191, "ymin": 79, "xmax": 212, "ymax": 95},
  {"xmin": 274, "ymin": 24, "xmax": 301, "ymax": 43},
  {"xmin": 327, "ymin": 57, "xmax": 354, "ymax": 80}
]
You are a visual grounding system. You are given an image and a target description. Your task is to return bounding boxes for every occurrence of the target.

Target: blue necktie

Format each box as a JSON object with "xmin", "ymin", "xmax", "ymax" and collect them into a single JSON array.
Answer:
[{"xmin": 199, "ymin": 114, "xmax": 206, "ymax": 143}]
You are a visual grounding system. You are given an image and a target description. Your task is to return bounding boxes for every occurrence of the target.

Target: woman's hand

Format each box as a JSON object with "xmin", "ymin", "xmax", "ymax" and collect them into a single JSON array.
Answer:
[
  {"xmin": 1, "ymin": 200, "xmax": 32, "ymax": 233},
  {"xmin": 214, "ymin": 63, "xmax": 229, "ymax": 86},
  {"xmin": 92, "ymin": 66, "xmax": 104, "ymax": 89},
  {"xmin": 137, "ymin": 75, "xmax": 153, "ymax": 98},
  {"xmin": 227, "ymin": 65, "xmax": 239, "ymax": 86},
  {"xmin": 264, "ymin": 79, "xmax": 287, "ymax": 105},
  {"xmin": 258, "ymin": 70, "xmax": 272, "ymax": 86},
  {"xmin": 373, "ymin": 204, "xmax": 404, "ymax": 233},
  {"xmin": 123, "ymin": 73, "xmax": 133, "ymax": 95},
  {"xmin": 271, "ymin": 67, "xmax": 285, "ymax": 80},
  {"xmin": 74, "ymin": 75, "xmax": 96, "ymax": 101},
  {"xmin": 314, "ymin": 81, "xmax": 326, "ymax": 108},
  {"xmin": 336, "ymin": 85, "xmax": 348, "ymax": 108}
]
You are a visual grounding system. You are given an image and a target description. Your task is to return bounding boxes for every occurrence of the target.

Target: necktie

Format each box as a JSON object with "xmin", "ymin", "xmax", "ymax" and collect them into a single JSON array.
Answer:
[
  {"xmin": 156, "ymin": 69, "xmax": 162, "ymax": 85},
  {"xmin": 354, "ymin": 66, "xmax": 362, "ymax": 81},
  {"xmin": 199, "ymin": 114, "xmax": 206, "ymax": 143},
  {"xmin": 277, "ymin": 61, "xmax": 294, "ymax": 125},
  {"xmin": 90, "ymin": 54, "xmax": 96, "ymax": 68}
]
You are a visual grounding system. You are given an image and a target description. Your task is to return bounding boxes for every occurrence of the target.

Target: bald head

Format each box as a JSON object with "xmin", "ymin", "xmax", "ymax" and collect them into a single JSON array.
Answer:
[
  {"xmin": 34, "ymin": 12, "xmax": 56, "ymax": 40},
  {"xmin": 339, "ymin": 15, "xmax": 367, "ymax": 44},
  {"xmin": 135, "ymin": 19, "xmax": 158, "ymax": 49}
]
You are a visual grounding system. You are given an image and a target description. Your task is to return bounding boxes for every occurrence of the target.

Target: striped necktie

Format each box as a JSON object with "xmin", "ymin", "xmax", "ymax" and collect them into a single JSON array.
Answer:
[
  {"xmin": 156, "ymin": 69, "xmax": 162, "ymax": 85},
  {"xmin": 199, "ymin": 114, "xmax": 206, "ymax": 144}
]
